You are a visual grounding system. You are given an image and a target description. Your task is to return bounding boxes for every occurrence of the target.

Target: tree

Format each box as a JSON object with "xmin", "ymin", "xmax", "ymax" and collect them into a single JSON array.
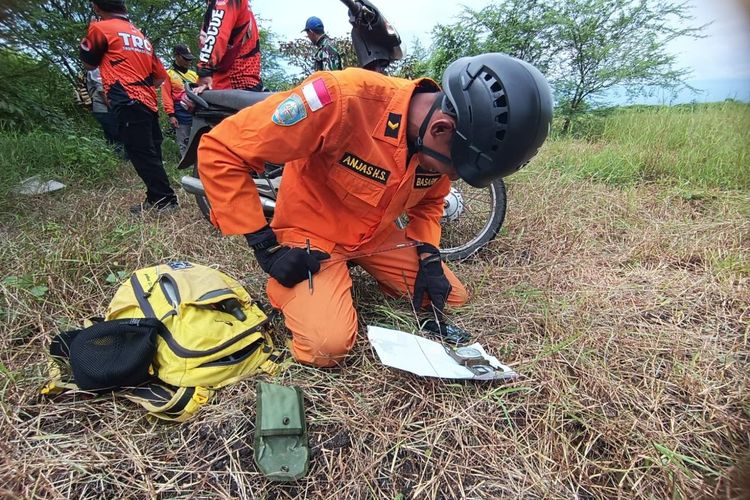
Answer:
[
  {"xmin": 428, "ymin": 0, "xmax": 558, "ymax": 79},
  {"xmin": 388, "ymin": 39, "xmax": 431, "ymax": 80},
  {"xmin": 278, "ymin": 36, "xmax": 356, "ymax": 84},
  {"xmin": 257, "ymin": 25, "xmax": 293, "ymax": 91},
  {"xmin": 550, "ymin": 0, "xmax": 703, "ymax": 132},
  {"xmin": 0, "ymin": 0, "xmax": 205, "ymax": 89}
]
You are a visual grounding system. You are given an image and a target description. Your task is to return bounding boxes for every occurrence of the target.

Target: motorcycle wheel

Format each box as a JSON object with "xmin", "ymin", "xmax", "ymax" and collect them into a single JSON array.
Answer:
[
  {"xmin": 191, "ymin": 165, "xmax": 507, "ymax": 262},
  {"xmin": 439, "ymin": 178, "xmax": 507, "ymax": 262},
  {"xmin": 193, "ymin": 165, "xmax": 212, "ymax": 222}
]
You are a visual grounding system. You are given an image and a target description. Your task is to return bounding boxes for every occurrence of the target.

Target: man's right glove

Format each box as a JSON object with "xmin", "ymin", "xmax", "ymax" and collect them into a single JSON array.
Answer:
[
  {"xmin": 412, "ymin": 243, "xmax": 452, "ymax": 314},
  {"xmin": 245, "ymin": 226, "xmax": 330, "ymax": 288}
]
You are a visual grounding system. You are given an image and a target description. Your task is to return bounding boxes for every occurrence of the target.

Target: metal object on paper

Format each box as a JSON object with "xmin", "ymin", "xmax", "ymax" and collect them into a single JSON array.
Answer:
[{"xmin": 366, "ymin": 325, "xmax": 518, "ymax": 381}]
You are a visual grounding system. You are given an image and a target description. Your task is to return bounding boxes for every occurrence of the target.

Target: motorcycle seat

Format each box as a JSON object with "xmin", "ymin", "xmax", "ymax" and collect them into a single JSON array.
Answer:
[{"xmin": 199, "ymin": 90, "xmax": 275, "ymax": 111}]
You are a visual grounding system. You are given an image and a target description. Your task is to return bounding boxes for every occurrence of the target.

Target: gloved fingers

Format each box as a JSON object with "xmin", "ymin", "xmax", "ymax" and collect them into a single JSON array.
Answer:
[
  {"xmin": 302, "ymin": 250, "xmax": 330, "ymax": 274},
  {"xmin": 431, "ymin": 282, "xmax": 452, "ymax": 313},
  {"xmin": 267, "ymin": 248, "xmax": 310, "ymax": 287},
  {"xmin": 412, "ymin": 280, "xmax": 427, "ymax": 312},
  {"xmin": 305, "ymin": 253, "xmax": 321, "ymax": 274},
  {"xmin": 309, "ymin": 250, "xmax": 331, "ymax": 261}
]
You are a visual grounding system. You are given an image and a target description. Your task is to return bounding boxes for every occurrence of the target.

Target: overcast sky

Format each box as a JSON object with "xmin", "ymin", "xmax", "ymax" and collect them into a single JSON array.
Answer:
[{"xmin": 251, "ymin": 0, "xmax": 750, "ymax": 101}]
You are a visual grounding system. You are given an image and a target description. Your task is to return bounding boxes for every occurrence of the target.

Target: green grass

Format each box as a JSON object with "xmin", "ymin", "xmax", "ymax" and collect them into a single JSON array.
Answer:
[
  {"xmin": 541, "ymin": 101, "xmax": 750, "ymax": 190},
  {"xmin": 1, "ymin": 133, "xmax": 748, "ymax": 497},
  {"xmin": 0, "ymin": 129, "xmax": 121, "ymax": 201}
]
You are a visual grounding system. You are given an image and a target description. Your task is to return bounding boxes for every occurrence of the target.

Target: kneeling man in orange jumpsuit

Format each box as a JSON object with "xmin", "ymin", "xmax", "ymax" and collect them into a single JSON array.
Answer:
[{"xmin": 198, "ymin": 53, "xmax": 552, "ymax": 367}]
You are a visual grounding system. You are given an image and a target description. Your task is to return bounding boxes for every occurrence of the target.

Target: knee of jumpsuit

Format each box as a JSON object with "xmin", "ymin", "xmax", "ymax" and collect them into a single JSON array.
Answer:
[
  {"xmin": 367, "ymin": 261, "xmax": 470, "ymax": 309},
  {"xmin": 290, "ymin": 322, "xmax": 357, "ymax": 368},
  {"xmin": 444, "ymin": 274, "xmax": 470, "ymax": 308},
  {"xmin": 266, "ymin": 262, "xmax": 358, "ymax": 368}
]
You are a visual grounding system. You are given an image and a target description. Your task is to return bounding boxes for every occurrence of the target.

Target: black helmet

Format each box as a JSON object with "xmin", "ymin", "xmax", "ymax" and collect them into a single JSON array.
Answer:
[
  {"xmin": 92, "ymin": 0, "xmax": 126, "ymax": 13},
  {"xmin": 441, "ymin": 53, "xmax": 553, "ymax": 187}
]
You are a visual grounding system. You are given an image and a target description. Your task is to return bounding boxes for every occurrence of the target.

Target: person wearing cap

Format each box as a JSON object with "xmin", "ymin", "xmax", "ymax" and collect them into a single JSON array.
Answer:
[
  {"xmin": 162, "ymin": 44, "xmax": 199, "ymax": 158},
  {"xmin": 197, "ymin": 53, "xmax": 553, "ymax": 367},
  {"xmin": 303, "ymin": 16, "xmax": 342, "ymax": 72},
  {"xmin": 196, "ymin": 0, "xmax": 262, "ymax": 91},
  {"xmin": 79, "ymin": 0, "xmax": 179, "ymax": 214}
]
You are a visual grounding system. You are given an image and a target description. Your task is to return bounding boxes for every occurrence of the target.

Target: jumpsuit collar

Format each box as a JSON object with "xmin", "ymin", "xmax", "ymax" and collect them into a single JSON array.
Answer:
[{"xmin": 372, "ymin": 77, "xmax": 440, "ymax": 149}]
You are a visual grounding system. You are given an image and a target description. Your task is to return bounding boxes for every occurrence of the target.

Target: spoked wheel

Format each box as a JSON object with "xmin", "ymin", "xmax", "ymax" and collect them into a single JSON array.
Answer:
[{"xmin": 439, "ymin": 178, "xmax": 507, "ymax": 261}]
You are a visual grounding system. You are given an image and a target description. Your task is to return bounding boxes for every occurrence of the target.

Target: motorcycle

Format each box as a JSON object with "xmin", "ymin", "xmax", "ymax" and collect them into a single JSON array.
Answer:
[{"xmin": 177, "ymin": 0, "xmax": 507, "ymax": 261}]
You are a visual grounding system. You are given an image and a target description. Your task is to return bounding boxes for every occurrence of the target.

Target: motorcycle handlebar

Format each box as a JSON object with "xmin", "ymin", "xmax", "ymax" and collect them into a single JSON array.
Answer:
[
  {"xmin": 185, "ymin": 84, "xmax": 209, "ymax": 109},
  {"xmin": 341, "ymin": 0, "xmax": 377, "ymax": 25},
  {"xmin": 340, "ymin": 0, "xmax": 359, "ymax": 13}
]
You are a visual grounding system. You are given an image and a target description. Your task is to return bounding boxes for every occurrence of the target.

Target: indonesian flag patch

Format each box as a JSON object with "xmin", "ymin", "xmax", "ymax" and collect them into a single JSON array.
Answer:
[{"xmin": 302, "ymin": 78, "xmax": 333, "ymax": 112}]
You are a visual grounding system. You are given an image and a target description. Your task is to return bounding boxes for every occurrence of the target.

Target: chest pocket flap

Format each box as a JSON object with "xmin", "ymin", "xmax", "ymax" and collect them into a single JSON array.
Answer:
[{"xmin": 327, "ymin": 152, "xmax": 390, "ymax": 207}]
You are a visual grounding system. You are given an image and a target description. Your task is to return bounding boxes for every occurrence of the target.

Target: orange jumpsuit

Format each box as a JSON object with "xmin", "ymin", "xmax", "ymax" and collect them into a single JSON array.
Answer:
[{"xmin": 198, "ymin": 68, "xmax": 468, "ymax": 367}]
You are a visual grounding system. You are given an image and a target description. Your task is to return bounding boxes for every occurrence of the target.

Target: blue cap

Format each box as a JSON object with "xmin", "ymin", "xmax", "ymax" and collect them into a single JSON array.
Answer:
[{"xmin": 303, "ymin": 16, "xmax": 325, "ymax": 33}]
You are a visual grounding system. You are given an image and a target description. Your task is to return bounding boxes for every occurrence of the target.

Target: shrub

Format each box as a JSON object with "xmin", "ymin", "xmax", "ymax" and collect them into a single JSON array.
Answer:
[
  {"xmin": 0, "ymin": 130, "xmax": 120, "ymax": 201},
  {"xmin": 0, "ymin": 49, "xmax": 88, "ymax": 132}
]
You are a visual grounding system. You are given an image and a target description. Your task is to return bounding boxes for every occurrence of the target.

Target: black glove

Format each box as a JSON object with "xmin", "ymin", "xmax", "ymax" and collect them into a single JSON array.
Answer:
[
  {"xmin": 246, "ymin": 226, "xmax": 330, "ymax": 288},
  {"xmin": 412, "ymin": 243, "xmax": 452, "ymax": 314}
]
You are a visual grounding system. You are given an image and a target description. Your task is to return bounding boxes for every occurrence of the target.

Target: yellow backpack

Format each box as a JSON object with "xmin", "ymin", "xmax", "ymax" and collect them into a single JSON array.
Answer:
[{"xmin": 43, "ymin": 261, "xmax": 281, "ymax": 421}]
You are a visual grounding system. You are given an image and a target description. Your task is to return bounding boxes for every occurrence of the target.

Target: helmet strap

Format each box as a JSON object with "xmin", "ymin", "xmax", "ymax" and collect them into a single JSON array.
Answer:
[{"xmin": 412, "ymin": 92, "xmax": 453, "ymax": 166}]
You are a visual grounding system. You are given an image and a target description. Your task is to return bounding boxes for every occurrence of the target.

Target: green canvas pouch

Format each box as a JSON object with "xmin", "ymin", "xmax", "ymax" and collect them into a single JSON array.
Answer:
[{"xmin": 254, "ymin": 381, "xmax": 309, "ymax": 481}]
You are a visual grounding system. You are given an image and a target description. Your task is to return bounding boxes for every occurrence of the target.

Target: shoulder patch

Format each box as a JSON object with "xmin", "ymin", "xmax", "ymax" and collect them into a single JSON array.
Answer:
[
  {"xmin": 302, "ymin": 78, "xmax": 333, "ymax": 112},
  {"xmin": 167, "ymin": 261, "xmax": 193, "ymax": 270},
  {"xmin": 272, "ymin": 94, "xmax": 307, "ymax": 126},
  {"xmin": 384, "ymin": 112, "xmax": 401, "ymax": 139}
]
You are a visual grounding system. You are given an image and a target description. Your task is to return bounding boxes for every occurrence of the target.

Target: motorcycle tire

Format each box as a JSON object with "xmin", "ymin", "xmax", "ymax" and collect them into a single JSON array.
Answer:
[{"xmin": 439, "ymin": 178, "xmax": 507, "ymax": 262}]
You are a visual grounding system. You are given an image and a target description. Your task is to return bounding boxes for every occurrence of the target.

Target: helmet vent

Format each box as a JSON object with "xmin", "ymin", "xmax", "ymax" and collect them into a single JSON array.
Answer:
[
  {"xmin": 495, "ymin": 130, "xmax": 506, "ymax": 142},
  {"xmin": 496, "ymin": 112, "xmax": 508, "ymax": 124},
  {"xmin": 494, "ymin": 94, "xmax": 507, "ymax": 108}
]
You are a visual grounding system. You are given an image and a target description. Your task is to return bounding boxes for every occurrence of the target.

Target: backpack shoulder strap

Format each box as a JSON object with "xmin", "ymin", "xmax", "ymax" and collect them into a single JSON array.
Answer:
[{"xmin": 124, "ymin": 383, "xmax": 213, "ymax": 422}]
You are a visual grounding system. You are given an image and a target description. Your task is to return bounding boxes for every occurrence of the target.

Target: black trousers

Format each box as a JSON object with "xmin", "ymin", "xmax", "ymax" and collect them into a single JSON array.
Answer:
[
  {"xmin": 92, "ymin": 111, "xmax": 127, "ymax": 159},
  {"xmin": 114, "ymin": 101, "xmax": 176, "ymax": 206}
]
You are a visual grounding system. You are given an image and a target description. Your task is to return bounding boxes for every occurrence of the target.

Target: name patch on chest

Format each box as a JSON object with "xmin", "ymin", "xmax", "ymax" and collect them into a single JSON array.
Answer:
[
  {"xmin": 414, "ymin": 173, "xmax": 441, "ymax": 189},
  {"xmin": 339, "ymin": 152, "xmax": 390, "ymax": 185}
]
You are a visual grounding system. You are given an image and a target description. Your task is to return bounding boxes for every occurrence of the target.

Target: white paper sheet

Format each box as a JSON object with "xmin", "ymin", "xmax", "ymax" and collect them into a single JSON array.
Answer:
[{"xmin": 366, "ymin": 325, "xmax": 518, "ymax": 381}]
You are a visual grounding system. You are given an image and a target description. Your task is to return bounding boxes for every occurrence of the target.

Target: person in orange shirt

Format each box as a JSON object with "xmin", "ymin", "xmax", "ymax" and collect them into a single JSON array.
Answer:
[
  {"xmin": 198, "ymin": 53, "xmax": 553, "ymax": 367},
  {"xmin": 197, "ymin": 0, "xmax": 262, "ymax": 91},
  {"xmin": 80, "ymin": 0, "xmax": 178, "ymax": 214}
]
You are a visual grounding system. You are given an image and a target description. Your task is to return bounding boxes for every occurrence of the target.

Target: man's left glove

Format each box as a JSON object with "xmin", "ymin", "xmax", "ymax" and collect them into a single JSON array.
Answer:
[
  {"xmin": 246, "ymin": 226, "xmax": 330, "ymax": 288},
  {"xmin": 412, "ymin": 243, "xmax": 452, "ymax": 314}
]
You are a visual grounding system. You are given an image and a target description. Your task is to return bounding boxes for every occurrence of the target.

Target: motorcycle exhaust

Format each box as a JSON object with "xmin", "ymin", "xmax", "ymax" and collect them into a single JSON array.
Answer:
[{"xmin": 180, "ymin": 175, "xmax": 277, "ymax": 211}]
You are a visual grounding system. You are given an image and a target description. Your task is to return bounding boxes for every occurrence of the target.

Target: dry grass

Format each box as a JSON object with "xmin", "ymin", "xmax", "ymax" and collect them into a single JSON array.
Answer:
[{"xmin": 0, "ymin": 166, "xmax": 748, "ymax": 499}]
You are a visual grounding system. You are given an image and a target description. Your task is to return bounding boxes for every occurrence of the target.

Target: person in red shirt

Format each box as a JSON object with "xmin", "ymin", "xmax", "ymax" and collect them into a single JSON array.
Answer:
[
  {"xmin": 80, "ymin": 0, "xmax": 178, "ymax": 214},
  {"xmin": 198, "ymin": 54, "xmax": 553, "ymax": 367},
  {"xmin": 196, "ymin": 0, "xmax": 262, "ymax": 91}
]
